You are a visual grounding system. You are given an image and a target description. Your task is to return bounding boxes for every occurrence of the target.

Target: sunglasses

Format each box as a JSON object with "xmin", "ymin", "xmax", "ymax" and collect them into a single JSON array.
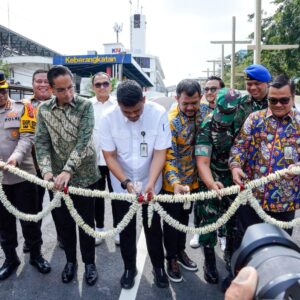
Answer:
[
  {"xmin": 94, "ymin": 81, "xmax": 110, "ymax": 89},
  {"xmin": 204, "ymin": 87, "xmax": 218, "ymax": 93},
  {"xmin": 268, "ymin": 97, "xmax": 291, "ymax": 105}
]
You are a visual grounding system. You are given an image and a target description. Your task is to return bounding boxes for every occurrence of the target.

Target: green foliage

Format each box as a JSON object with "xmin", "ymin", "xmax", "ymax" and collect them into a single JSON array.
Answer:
[
  {"xmin": 230, "ymin": 0, "xmax": 300, "ymax": 93},
  {"xmin": 0, "ymin": 60, "xmax": 10, "ymax": 77}
]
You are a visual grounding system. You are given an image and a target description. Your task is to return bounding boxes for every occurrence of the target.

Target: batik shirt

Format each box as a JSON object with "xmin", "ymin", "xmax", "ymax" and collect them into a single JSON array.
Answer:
[
  {"xmin": 35, "ymin": 94, "xmax": 100, "ymax": 188},
  {"xmin": 229, "ymin": 108, "xmax": 300, "ymax": 212},
  {"xmin": 163, "ymin": 103, "xmax": 212, "ymax": 192}
]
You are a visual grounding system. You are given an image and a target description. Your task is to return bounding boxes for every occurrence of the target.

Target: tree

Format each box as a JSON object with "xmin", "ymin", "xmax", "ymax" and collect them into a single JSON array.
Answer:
[{"xmin": 0, "ymin": 60, "xmax": 10, "ymax": 77}]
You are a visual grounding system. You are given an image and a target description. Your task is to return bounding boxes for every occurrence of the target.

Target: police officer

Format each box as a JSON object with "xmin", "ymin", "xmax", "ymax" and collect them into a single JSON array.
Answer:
[{"xmin": 0, "ymin": 72, "xmax": 51, "ymax": 280}]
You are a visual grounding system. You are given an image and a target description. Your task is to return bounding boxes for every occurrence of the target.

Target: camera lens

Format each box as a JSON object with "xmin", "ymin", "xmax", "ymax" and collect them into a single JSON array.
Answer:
[{"xmin": 231, "ymin": 223, "xmax": 300, "ymax": 299}]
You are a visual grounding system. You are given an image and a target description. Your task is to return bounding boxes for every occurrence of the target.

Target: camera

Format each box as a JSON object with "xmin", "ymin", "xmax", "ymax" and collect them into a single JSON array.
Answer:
[{"xmin": 231, "ymin": 223, "xmax": 300, "ymax": 299}]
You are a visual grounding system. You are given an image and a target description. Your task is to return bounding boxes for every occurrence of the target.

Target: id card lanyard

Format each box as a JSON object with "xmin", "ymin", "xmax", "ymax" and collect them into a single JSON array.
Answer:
[{"xmin": 140, "ymin": 131, "xmax": 148, "ymax": 157}]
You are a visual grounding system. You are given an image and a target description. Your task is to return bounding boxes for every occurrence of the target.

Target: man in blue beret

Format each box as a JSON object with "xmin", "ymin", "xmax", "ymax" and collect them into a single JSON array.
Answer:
[{"xmin": 232, "ymin": 64, "xmax": 271, "ymax": 135}]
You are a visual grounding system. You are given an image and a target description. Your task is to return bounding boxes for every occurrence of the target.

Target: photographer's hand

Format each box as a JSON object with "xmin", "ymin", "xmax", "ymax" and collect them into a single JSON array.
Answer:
[{"xmin": 225, "ymin": 266, "xmax": 258, "ymax": 300}]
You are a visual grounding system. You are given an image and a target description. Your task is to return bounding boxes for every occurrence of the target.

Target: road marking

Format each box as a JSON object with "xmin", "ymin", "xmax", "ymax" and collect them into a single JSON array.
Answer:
[{"xmin": 118, "ymin": 228, "xmax": 148, "ymax": 300}]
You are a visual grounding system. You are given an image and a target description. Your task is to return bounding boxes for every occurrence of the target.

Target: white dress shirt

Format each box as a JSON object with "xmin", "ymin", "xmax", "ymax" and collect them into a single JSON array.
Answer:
[
  {"xmin": 99, "ymin": 101, "xmax": 171, "ymax": 194},
  {"xmin": 90, "ymin": 95, "xmax": 116, "ymax": 166}
]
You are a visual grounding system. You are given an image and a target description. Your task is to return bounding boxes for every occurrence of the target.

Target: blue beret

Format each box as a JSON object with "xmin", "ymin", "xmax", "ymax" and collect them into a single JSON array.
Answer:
[{"xmin": 244, "ymin": 64, "xmax": 271, "ymax": 82}]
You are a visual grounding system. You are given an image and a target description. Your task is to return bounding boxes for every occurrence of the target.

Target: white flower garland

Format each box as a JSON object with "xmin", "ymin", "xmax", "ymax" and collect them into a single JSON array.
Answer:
[
  {"xmin": 0, "ymin": 173, "xmax": 62, "ymax": 222},
  {"xmin": 62, "ymin": 193, "xmax": 140, "ymax": 238},
  {"xmin": 1, "ymin": 161, "xmax": 300, "ymax": 237}
]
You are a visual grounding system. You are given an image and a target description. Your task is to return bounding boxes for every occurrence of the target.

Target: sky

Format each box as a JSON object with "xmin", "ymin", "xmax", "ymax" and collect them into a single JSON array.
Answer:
[{"xmin": 0, "ymin": 0, "xmax": 277, "ymax": 86}]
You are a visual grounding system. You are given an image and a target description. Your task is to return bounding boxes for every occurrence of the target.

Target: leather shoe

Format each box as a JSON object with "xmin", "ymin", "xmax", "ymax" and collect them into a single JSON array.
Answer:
[
  {"xmin": 0, "ymin": 259, "xmax": 20, "ymax": 280},
  {"xmin": 62, "ymin": 262, "xmax": 77, "ymax": 283},
  {"xmin": 120, "ymin": 268, "xmax": 137, "ymax": 289},
  {"xmin": 85, "ymin": 263, "xmax": 98, "ymax": 286},
  {"xmin": 30, "ymin": 255, "xmax": 51, "ymax": 274}
]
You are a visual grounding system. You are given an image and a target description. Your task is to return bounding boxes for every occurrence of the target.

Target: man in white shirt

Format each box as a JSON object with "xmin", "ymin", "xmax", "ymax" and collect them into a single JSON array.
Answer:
[
  {"xmin": 99, "ymin": 80, "xmax": 171, "ymax": 290},
  {"xmin": 90, "ymin": 72, "xmax": 119, "ymax": 246}
]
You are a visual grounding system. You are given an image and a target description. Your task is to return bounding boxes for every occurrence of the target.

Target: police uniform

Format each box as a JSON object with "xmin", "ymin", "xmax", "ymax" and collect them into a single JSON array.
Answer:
[{"xmin": 0, "ymin": 98, "xmax": 43, "ymax": 260}]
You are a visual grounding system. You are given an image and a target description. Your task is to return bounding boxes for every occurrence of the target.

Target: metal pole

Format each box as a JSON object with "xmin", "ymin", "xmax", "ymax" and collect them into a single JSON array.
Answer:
[
  {"xmin": 221, "ymin": 44, "xmax": 225, "ymax": 80},
  {"xmin": 212, "ymin": 61, "xmax": 216, "ymax": 76},
  {"xmin": 231, "ymin": 16, "xmax": 236, "ymax": 88},
  {"xmin": 254, "ymin": 0, "xmax": 262, "ymax": 64}
]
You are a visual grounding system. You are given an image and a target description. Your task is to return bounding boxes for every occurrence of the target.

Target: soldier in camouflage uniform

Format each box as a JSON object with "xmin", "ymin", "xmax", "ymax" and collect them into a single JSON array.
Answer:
[{"xmin": 195, "ymin": 88, "xmax": 245, "ymax": 284}]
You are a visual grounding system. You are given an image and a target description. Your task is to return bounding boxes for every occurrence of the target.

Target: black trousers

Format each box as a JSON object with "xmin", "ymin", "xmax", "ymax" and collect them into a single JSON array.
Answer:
[
  {"xmin": 233, "ymin": 204, "xmax": 296, "ymax": 252},
  {"xmin": 36, "ymin": 170, "xmax": 61, "ymax": 241},
  {"xmin": 52, "ymin": 182, "xmax": 97, "ymax": 264},
  {"xmin": 0, "ymin": 181, "xmax": 42, "ymax": 259},
  {"xmin": 161, "ymin": 190, "xmax": 193, "ymax": 260},
  {"xmin": 114, "ymin": 200, "xmax": 165, "ymax": 269},
  {"xmin": 95, "ymin": 166, "xmax": 118, "ymax": 228}
]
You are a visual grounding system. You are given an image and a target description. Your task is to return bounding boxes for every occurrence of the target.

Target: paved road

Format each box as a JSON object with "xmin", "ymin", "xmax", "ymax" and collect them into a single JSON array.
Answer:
[
  {"xmin": 1, "ymin": 191, "xmax": 300, "ymax": 300},
  {"xmin": 1, "ymin": 101, "xmax": 300, "ymax": 299}
]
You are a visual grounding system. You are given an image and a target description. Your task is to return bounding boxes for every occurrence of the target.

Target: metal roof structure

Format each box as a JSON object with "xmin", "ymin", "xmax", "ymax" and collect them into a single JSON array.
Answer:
[
  {"xmin": 0, "ymin": 24, "xmax": 60, "ymax": 57},
  {"xmin": 53, "ymin": 53, "xmax": 153, "ymax": 88}
]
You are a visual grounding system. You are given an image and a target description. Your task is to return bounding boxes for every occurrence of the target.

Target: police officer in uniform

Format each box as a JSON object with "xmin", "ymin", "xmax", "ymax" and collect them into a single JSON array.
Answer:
[{"xmin": 0, "ymin": 72, "xmax": 51, "ymax": 280}]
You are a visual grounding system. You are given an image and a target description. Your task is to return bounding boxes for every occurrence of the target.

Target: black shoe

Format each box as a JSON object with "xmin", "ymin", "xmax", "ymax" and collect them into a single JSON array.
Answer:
[
  {"xmin": 120, "ymin": 268, "xmax": 137, "ymax": 289},
  {"xmin": 0, "ymin": 259, "xmax": 20, "ymax": 280},
  {"xmin": 203, "ymin": 247, "xmax": 219, "ymax": 284},
  {"xmin": 30, "ymin": 255, "xmax": 51, "ymax": 274},
  {"xmin": 62, "ymin": 262, "xmax": 77, "ymax": 283},
  {"xmin": 177, "ymin": 251, "xmax": 198, "ymax": 271},
  {"xmin": 166, "ymin": 259, "xmax": 183, "ymax": 283},
  {"xmin": 222, "ymin": 273, "xmax": 234, "ymax": 293},
  {"xmin": 23, "ymin": 243, "xmax": 30, "ymax": 254},
  {"xmin": 85, "ymin": 263, "xmax": 98, "ymax": 286},
  {"xmin": 153, "ymin": 267, "xmax": 169, "ymax": 288}
]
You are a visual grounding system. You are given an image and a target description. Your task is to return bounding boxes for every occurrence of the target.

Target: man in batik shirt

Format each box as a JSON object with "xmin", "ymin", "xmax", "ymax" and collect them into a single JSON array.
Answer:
[
  {"xmin": 162, "ymin": 79, "xmax": 204, "ymax": 283},
  {"xmin": 229, "ymin": 75, "xmax": 300, "ymax": 245}
]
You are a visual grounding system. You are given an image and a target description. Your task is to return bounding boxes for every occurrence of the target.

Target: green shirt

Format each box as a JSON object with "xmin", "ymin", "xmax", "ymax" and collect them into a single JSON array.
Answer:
[{"xmin": 35, "ymin": 94, "xmax": 100, "ymax": 187}]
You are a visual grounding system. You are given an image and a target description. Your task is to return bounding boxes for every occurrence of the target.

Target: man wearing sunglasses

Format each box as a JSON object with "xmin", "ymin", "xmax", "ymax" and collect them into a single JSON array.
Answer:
[
  {"xmin": 229, "ymin": 74, "xmax": 299, "ymax": 280},
  {"xmin": 0, "ymin": 72, "xmax": 51, "ymax": 280},
  {"xmin": 230, "ymin": 74, "xmax": 299, "ymax": 233},
  {"xmin": 90, "ymin": 72, "xmax": 119, "ymax": 246}
]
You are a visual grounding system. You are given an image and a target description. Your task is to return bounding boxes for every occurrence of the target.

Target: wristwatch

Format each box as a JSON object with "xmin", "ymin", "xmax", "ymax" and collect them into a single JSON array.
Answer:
[{"xmin": 121, "ymin": 178, "xmax": 131, "ymax": 189}]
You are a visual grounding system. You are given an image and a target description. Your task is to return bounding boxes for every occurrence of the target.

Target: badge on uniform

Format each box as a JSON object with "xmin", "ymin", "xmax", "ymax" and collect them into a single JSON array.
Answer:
[
  {"xmin": 140, "ymin": 131, "xmax": 148, "ymax": 157},
  {"xmin": 284, "ymin": 146, "xmax": 293, "ymax": 160}
]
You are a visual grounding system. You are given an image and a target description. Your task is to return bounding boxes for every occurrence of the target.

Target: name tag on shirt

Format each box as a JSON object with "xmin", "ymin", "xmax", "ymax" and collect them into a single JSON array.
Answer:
[
  {"xmin": 284, "ymin": 146, "xmax": 293, "ymax": 160},
  {"xmin": 140, "ymin": 143, "xmax": 148, "ymax": 157}
]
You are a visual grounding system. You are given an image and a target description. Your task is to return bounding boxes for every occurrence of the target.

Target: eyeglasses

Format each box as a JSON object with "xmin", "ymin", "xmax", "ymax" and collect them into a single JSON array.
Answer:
[
  {"xmin": 53, "ymin": 85, "xmax": 74, "ymax": 94},
  {"xmin": 94, "ymin": 81, "xmax": 110, "ymax": 89},
  {"xmin": 204, "ymin": 87, "xmax": 218, "ymax": 93},
  {"xmin": 268, "ymin": 97, "xmax": 291, "ymax": 105}
]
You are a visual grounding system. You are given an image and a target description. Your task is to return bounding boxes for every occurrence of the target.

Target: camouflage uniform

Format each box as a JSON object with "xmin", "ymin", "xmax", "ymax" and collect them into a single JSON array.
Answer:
[
  {"xmin": 195, "ymin": 89, "xmax": 268, "ymax": 247},
  {"xmin": 195, "ymin": 89, "xmax": 242, "ymax": 248}
]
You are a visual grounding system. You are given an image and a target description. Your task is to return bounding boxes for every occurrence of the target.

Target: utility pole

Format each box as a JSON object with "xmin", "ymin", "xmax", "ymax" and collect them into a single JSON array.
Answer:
[
  {"xmin": 252, "ymin": 0, "xmax": 298, "ymax": 63},
  {"xmin": 211, "ymin": 16, "xmax": 251, "ymax": 88}
]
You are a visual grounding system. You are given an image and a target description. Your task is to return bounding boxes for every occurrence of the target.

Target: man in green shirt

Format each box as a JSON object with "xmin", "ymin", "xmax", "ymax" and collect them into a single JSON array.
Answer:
[{"xmin": 35, "ymin": 65, "xmax": 100, "ymax": 286}]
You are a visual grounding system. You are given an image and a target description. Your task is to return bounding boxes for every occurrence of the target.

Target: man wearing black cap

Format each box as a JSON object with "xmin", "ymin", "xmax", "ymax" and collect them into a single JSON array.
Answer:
[{"xmin": 0, "ymin": 72, "xmax": 51, "ymax": 280}]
